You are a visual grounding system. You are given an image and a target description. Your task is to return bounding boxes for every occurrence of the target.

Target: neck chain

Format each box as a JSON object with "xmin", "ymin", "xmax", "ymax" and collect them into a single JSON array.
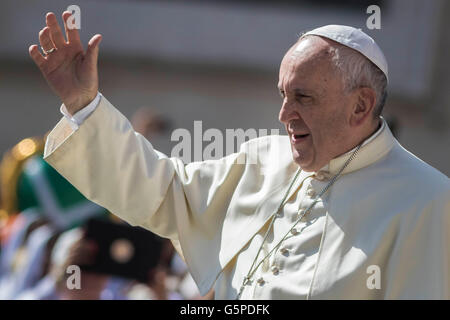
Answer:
[{"xmin": 236, "ymin": 143, "xmax": 363, "ymax": 299}]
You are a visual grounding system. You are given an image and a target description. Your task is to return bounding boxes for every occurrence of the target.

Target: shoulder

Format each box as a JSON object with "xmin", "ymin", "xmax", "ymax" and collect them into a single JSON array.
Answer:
[
  {"xmin": 377, "ymin": 143, "xmax": 450, "ymax": 217},
  {"xmin": 387, "ymin": 143, "xmax": 449, "ymax": 193}
]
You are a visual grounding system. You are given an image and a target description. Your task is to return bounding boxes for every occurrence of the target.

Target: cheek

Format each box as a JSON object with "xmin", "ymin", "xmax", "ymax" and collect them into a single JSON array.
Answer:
[
  {"xmin": 328, "ymin": 118, "xmax": 349, "ymax": 148},
  {"xmin": 310, "ymin": 108, "xmax": 347, "ymax": 147}
]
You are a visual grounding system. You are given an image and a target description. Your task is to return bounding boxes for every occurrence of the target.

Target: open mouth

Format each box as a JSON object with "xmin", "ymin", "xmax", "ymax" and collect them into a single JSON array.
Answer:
[{"xmin": 292, "ymin": 133, "xmax": 310, "ymax": 143}]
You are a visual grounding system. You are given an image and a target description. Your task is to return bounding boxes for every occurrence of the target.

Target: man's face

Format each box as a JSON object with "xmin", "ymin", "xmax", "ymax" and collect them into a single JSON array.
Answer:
[{"xmin": 278, "ymin": 37, "xmax": 357, "ymax": 172}]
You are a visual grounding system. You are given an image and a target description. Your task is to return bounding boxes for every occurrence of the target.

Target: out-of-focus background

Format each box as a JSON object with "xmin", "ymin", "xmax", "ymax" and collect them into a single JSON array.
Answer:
[{"xmin": 0, "ymin": 0, "xmax": 448, "ymax": 300}]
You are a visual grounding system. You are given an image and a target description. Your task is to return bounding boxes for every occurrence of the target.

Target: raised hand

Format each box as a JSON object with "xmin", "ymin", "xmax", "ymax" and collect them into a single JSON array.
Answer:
[{"xmin": 29, "ymin": 12, "xmax": 102, "ymax": 115}]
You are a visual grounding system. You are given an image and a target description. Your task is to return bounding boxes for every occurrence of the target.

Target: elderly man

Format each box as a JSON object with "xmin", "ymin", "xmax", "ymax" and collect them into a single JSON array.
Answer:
[{"xmin": 29, "ymin": 12, "xmax": 449, "ymax": 299}]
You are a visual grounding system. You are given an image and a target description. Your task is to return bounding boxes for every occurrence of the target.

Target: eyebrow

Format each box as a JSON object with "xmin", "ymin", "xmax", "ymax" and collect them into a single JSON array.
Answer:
[{"xmin": 277, "ymin": 87, "xmax": 316, "ymax": 95}]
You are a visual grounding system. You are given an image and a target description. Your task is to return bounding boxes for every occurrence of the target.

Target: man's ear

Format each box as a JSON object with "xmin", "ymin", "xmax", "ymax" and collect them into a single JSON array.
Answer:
[{"xmin": 349, "ymin": 87, "xmax": 376, "ymax": 127}]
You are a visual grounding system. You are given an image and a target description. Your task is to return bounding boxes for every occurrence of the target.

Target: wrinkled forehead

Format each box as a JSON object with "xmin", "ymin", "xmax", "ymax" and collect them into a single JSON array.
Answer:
[
  {"xmin": 280, "ymin": 36, "xmax": 334, "ymax": 72},
  {"xmin": 278, "ymin": 36, "xmax": 338, "ymax": 88}
]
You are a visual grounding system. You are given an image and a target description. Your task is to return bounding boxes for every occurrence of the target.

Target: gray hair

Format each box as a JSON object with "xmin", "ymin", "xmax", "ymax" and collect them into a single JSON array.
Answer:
[{"xmin": 300, "ymin": 34, "xmax": 388, "ymax": 118}]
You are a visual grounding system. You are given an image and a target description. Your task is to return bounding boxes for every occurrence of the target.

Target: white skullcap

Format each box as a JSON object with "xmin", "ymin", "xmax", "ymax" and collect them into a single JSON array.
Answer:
[{"xmin": 302, "ymin": 25, "xmax": 388, "ymax": 82}]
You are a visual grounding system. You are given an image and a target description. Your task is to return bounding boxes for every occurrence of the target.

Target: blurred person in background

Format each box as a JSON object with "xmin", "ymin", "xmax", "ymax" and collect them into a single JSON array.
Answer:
[
  {"xmin": 126, "ymin": 239, "xmax": 180, "ymax": 300},
  {"xmin": 18, "ymin": 226, "xmax": 83, "ymax": 300},
  {"xmin": 30, "ymin": 11, "xmax": 449, "ymax": 300},
  {"xmin": 131, "ymin": 107, "xmax": 171, "ymax": 140},
  {"xmin": 0, "ymin": 135, "xmax": 186, "ymax": 300},
  {"xmin": 0, "ymin": 136, "xmax": 108, "ymax": 299},
  {"xmin": 64, "ymin": 218, "xmax": 180, "ymax": 300},
  {"xmin": 54, "ymin": 230, "xmax": 110, "ymax": 300}
]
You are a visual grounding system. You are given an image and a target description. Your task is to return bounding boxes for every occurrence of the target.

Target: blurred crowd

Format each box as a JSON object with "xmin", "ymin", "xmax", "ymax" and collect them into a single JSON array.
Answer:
[{"xmin": 0, "ymin": 107, "xmax": 212, "ymax": 300}]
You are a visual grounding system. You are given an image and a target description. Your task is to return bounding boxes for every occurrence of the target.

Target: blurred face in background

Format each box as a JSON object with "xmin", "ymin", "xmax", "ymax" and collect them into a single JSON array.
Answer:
[{"xmin": 278, "ymin": 36, "xmax": 361, "ymax": 172}]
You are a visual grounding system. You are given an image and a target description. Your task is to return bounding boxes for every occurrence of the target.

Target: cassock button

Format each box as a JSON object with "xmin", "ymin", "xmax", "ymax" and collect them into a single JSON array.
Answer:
[
  {"xmin": 271, "ymin": 265, "xmax": 279, "ymax": 275},
  {"xmin": 315, "ymin": 172, "xmax": 325, "ymax": 181},
  {"xmin": 257, "ymin": 277, "xmax": 265, "ymax": 285},
  {"xmin": 297, "ymin": 209, "xmax": 306, "ymax": 220},
  {"xmin": 307, "ymin": 189, "xmax": 316, "ymax": 198},
  {"xmin": 291, "ymin": 228, "xmax": 299, "ymax": 235},
  {"xmin": 280, "ymin": 247, "xmax": 289, "ymax": 256}
]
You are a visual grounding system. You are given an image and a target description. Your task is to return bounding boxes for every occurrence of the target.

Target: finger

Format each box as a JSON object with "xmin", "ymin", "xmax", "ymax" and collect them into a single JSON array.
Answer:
[
  {"xmin": 29, "ymin": 45, "xmax": 46, "ymax": 69},
  {"xmin": 62, "ymin": 11, "xmax": 82, "ymax": 48},
  {"xmin": 45, "ymin": 12, "xmax": 66, "ymax": 48},
  {"xmin": 85, "ymin": 34, "xmax": 102, "ymax": 66},
  {"xmin": 39, "ymin": 27, "xmax": 54, "ymax": 52}
]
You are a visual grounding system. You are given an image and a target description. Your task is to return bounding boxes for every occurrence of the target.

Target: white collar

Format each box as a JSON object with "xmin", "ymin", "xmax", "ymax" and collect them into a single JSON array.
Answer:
[{"xmin": 315, "ymin": 117, "xmax": 395, "ymax": 176}]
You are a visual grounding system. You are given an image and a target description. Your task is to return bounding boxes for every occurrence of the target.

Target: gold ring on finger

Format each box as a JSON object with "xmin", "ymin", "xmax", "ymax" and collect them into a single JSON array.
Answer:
[{"xmin": 41, "ymin": 46, "xmax": 56, "ymax": 55}]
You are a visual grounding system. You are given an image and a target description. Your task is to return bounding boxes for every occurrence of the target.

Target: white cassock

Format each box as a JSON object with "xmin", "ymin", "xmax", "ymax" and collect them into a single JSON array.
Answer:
[{"xmin": 44, "ymin": 94, "xmax": 450, "ymax": 299}]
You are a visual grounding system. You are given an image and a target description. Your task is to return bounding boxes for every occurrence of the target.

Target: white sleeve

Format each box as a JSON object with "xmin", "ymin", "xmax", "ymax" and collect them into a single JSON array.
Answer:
[
  {"xmin": 59, "ymin": 92, "xmax": 102, "ymax": 131},
  {"xmin": 43, "ymin": 94, "xmax": 251, "ymax": 295}
]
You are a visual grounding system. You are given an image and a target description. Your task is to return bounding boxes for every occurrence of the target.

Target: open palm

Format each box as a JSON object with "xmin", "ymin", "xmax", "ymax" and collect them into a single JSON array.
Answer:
[{"xmin": 29, "ymin": 11, "xmax": 102, "ymax": 114}]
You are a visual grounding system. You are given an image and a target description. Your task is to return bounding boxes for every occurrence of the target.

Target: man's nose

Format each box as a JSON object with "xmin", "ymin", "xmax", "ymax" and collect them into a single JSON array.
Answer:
[{"xmin": 278, "ymin": 99, "xmax": 300, "ymax": 124}]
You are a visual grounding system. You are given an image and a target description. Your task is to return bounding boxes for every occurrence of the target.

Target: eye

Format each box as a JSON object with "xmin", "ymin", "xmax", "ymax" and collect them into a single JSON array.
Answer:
[
  {"xmin": 279, "ymin": 90, "xmax": 285, "ymax": 98},
  {"xmin": 296, "ymin": 94, "xmax": 312, "ymax": 103}
]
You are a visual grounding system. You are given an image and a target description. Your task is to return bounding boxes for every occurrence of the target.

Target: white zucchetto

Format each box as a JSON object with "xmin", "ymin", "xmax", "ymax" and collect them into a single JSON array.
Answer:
[{"xmin": 302, "ymin": 25, "xmax": 389, "ymax": 81}]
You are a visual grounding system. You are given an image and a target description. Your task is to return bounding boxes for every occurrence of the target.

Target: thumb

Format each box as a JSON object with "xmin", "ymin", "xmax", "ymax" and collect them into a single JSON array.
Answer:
[{"xmin": 85, "ymin": 34, "xmax": 102, "ymax": 65}]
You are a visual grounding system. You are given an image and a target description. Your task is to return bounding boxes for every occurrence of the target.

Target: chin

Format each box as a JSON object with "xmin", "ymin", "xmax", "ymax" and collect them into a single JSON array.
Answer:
[
  {"xmin": 296, "ymin": 160, "xmax": 316, "ymax": 172},
  {"xmin": 291, "ymin": 147, "xmax": 314, "ymax": 171}
]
